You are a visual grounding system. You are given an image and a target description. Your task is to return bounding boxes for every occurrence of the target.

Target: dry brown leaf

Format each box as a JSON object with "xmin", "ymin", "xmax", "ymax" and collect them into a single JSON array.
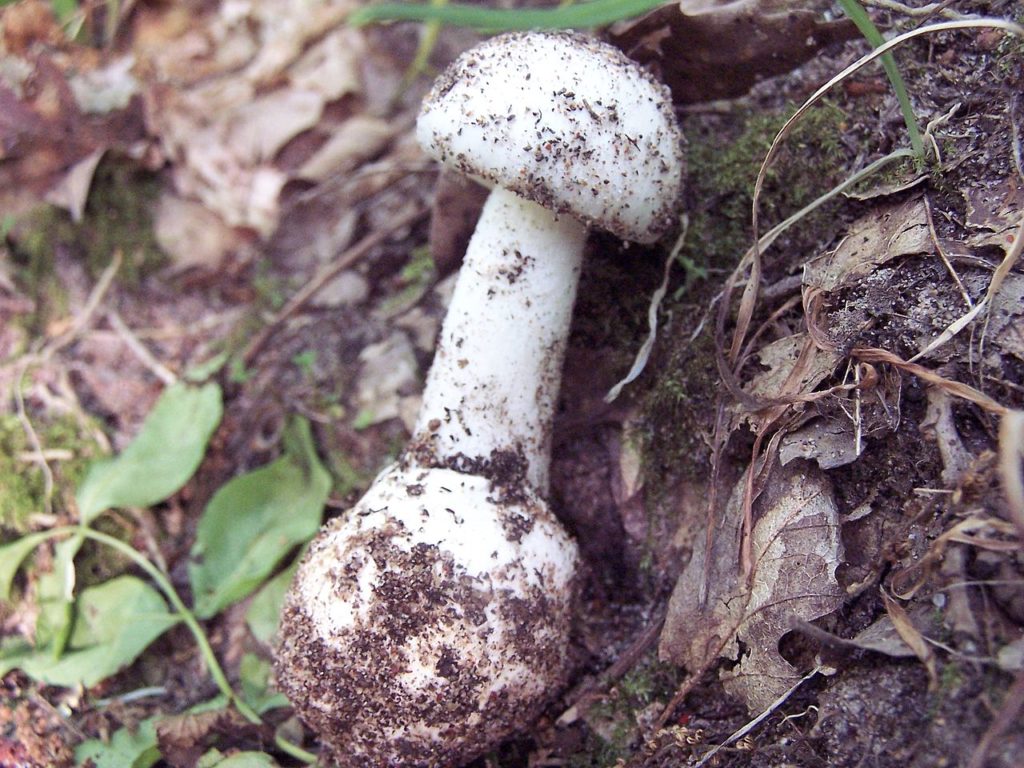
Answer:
[
  {"xmin": 43, "ymin": 148, "xmax": 104, "ymax": 222},
  {"xmin": 850, "ymin": 614, "xmax": 919, "ymax": 658},
  {"xmin": 67, "ymin": 55, "xmax": 140, "ymax": 114},
  {"xmin": 296, "ymin": 115, "xmax": 399, "ymax": 182},
  {"xmin": 803, "ymin": 196, "xmax": 933, "ymax": 293},
  {"xmin": 137, "ymin": 0, "xmax": 367, "ymax": 243},
  {"xmin": 289, "ymin": 26, "xmax": 369, "ymax": 101},
  {"xmin": 153, "ymin": 192, "xmax": 245, "ymax": 272},
  {"xmin": 660, "ymin": 460, "xmax": 843, "ymax": 712},
  {"xmin": 744, "ymin": 334, "xmax": 841, "ymax": 402},
  {"xmin": 964, "ymin": 177, "xmax": 1023, "ymax": 249},
  {"xmin": 609, "ymin": 0, "xmax": 856, "ymax": 104},
  {"xmin": 881, "ymin": 590, "xmax": 939, "ymax": 690},
  {"xmin": 779, "ymin": 418, "xmax": 859, "ymax": 470}
]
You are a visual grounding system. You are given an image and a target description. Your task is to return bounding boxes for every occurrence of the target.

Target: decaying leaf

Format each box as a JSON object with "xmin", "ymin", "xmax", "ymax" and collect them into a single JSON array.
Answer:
[
  {"xmin": 156, "ymin": 707, "xmax": 263, "ymax": 768},
  {"xmin": 881, "ymin": 590, "xmax": 939, "ymax": 689},
  {"xmin": 352, "ymin": 331, "xmax": 420, "ymax": 428},
  {"xmin": 154, "ymin": 192, "xmax": 245, "ymax": 272},
  {"xmin": 803, "ymin": 196, "xmax": 932, "ymax": 293},
  {"xmin": 296, "ymin": 115, "xmax": 399, "ymax": 182},
  {"xmin": 745, "ymin": 333, "xmax": 841, "ymax": 402},
  {"xmin": 609, "ymin": 0, "xmax": 856, "ymax": 104},
  {"xmin": 659, "ymin": 460, "xmax": 843, "ymax": 712},
  {"xmin": 137, "ymin": 0, "xmax": 377, "ymax": 248},
  {"xmin": 964, "ymin": 176, "xmax": 1023, "ymax": 249},
  {"xmin": 779, "ymin": 417, "xmax": 860, "ymax": 470},
  {"xmin": 43, "ymin": 148, "xmax": 105, "ymax": 222}
]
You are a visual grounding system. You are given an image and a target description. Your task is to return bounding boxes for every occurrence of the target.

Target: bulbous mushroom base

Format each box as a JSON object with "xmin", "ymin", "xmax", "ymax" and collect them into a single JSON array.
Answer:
[{"xmin": 274, "ymin": 464, "xmax": 579, "ymax": 767}]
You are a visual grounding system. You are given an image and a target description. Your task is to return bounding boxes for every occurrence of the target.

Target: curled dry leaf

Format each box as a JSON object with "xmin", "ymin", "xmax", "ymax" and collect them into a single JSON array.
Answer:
[
  {"xmin": 296, "ymin": 115, "xmax": 399, "ymax": 182},
  {"xmin": 803, "ymin": 196, "xmax": 933, "ymax": 294},
  {"xmin": 140, "ymin": 0, "xmax": 375, "ymax": 244},
  {"xmin": 660, "ymin": 460, "xmax": 843, "ymax": 712},
  {"xmin": 154, "ymin": 192, "xmax": 245, "ymax": 272},
  {"xmin": 609, "ymin": 0, "xmax": 857, "ymax": 104}
]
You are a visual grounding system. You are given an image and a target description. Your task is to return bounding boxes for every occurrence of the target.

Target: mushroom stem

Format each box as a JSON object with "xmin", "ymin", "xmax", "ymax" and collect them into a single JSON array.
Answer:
[{"xmin": 414, "ymin": 187, "xmax": 586, "ymax": 493}]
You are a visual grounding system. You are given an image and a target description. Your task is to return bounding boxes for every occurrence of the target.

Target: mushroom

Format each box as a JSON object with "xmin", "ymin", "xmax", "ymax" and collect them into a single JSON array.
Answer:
[{"xmin": 275, "ymin": 31, "xmax": 684, "ymax": 768}]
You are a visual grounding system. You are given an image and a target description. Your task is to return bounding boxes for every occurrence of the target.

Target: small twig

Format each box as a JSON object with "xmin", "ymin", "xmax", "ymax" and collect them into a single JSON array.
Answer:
[
  {"xmin": 14, "ymin": 369, "xmax": 54, "ymax": 516},
  {"xmin": 241, "ymin": 204, "xmax": 428, "ymax": 366},
  {"xmin": 924, "ymin": 195, "xmax": 973, "ymax": 309},
  {"xmin": 557, "ymin": 612, "xmax": 665, "ymax": 724},
  {"xmin": 106, "ymin": 309, "xmax": 178, "ymax": 386},
  {"xmin": 863, "ymin": 0, "xmax": 968, "ymax": 20},
  {"xmin": 48, "ymin": 251, "xmax": 124, "ymax": 359},
  {"xmin": 998, "ymin": 410, "xmax": 1024, "ymax": 539},
  {"xmin": 691, "ymin": 666, "xmax": 824, "ymax": 768},
  {"xmin": 966, "ymin": 668, "xmax": 1024, "ymax": 768},
  {"xmin": 8, "ymin": 252, "xmax": 123, "ymax": 517}
]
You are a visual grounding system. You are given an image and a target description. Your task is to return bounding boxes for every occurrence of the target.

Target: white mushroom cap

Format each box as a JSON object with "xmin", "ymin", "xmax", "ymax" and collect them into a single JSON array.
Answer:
[
  {"xmin": 276, "ymin": 463, "xmax": 579, "ymax": 767},
  {"xmin": 417, "ymin": 31, "xmax": 685, "ymax": 244}
]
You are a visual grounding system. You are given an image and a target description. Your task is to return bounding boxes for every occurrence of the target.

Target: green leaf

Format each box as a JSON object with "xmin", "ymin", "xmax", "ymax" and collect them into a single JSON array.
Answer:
[
  {"xmin": 0, "ymin": 636, "xmax": 35, "ymax": 679},
  {"xmin": 75, "ymin": 716, "xmax": 160, "ymax": 768},
  {"xmin": 189, "ymin": 417, "xmax": 328, "ymax": 619},
  {"xmin": 350, "ymin": 0, "xmax": 670, "ymax": 31},
  {"xmin": 17, "ymin": 575, "xmax": 180, "ymax": 687},
  {"xmin": 76, "ymin": 382, "xmax": 223, "ymax": 522},
  {"xmin": 33, "ymin": 534, "xmax": 81, "ymax": 653},
  {"xmin": 245, "ymin": 557, "xmax": 299, "ymax": 646},
  {"xmin": 199, "ymin": 751, "xmax": 279, "ymax": 768},
  {"xmin": 239, "ymin": 653, "xmax": 289, "ymax": 714},
  {"xmin": 0, "ymin": 531, "xmax": 51, "ymax": 600}
]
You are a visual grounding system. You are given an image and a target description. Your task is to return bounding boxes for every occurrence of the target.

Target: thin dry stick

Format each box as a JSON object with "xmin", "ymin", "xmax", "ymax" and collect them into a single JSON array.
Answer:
[
  {"xmin": 998, "ymin": 410, "xmax": 1024, "ymax": 539},
  {"xmin": 864, "ymin": 0, "xmax": 966, "ymax": 20},
  {"xmin": 241, "ymin": 204, "xmax": 428, "ymax": 366},
  {"xmin": 924, "ymin": 195, "xmax": 973, "ymax": 308},
  {"xmin": 852, "ymin": 346, "xmax": 1007, "ymax": 416},
  {"xmin": 691, "ymin": 666, "xmax": 824, "ymax": 768},
  {"xmin": 966, "ymin": 668, "xmax": 1024, "ymax": 768},
  {"xmin": 106, "ymin": 309, "xmax": 178, "ymax": 386},
  {"xmin": 11, "ymin": 252, "xmax": 123, "ymax": 516},
  {"xmin": 558, "ymin": 612, "xmax": 666, "ymax": 724}
]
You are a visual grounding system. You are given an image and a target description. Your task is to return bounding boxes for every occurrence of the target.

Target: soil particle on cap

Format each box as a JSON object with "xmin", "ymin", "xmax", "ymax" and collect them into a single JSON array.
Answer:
[{"xmin": 418, "ymin": 30, "xmax": 685, "ymax": 244}]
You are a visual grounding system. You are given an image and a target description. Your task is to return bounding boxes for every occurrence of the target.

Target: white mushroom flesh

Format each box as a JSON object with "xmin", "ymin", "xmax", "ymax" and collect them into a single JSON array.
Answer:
[
  {"xmin": 277, "ymin": 465, "xmax": 578, "ymax": 766},
  {"xmin": 417, "ymin": 31, "xmax": 684, "ymax": 244}
]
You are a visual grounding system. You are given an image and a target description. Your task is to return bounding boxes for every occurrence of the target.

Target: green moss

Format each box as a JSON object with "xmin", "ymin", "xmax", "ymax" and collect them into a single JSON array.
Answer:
[
  {"xmin": 0, "ymin": 413, "xmax": 99, "ymax": 535},
  {"xmin": 378, "ymin": 245, "xmax": 437, "ymax": 317},
  {"xmin": 81, "ymin": 160, "xmax": 165, "ymax": 279},
  {"xmin": 679, "ymin": 100, "xmax": 847, "ymax": 276},
  {"xmin": 638, "ymin": 331, "xmax": 717, "ymax": 496},
  {"xmin": 639, "ymin": 100, "xmax": 850, "ymax": 495},
  {"xmin": 569, "ymin": 654, "xmax": 680, "ymax": 767},
  {"xmin": 7, "ymin": 158, "xmax": 165, "ymax": 333},
  {"xmin": 251, "ymin": 258, "xmax": 288, "ymax": 311}
]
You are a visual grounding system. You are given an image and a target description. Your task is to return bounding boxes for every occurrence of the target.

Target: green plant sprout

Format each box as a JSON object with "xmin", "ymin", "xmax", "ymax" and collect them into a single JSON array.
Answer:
[
  {"xmin": 7, "ymin": 525, "xmax": 317, "ymax": 765},
  {"xmin": 350, "ymin": 0, "xmax": 669, "ymax": 30},
  {"xmin": 0, "ymin": 383, "xmax": 330, "ymax": 764},
  {"xmin": 837, "ymin": 0, "xmax": 925, "ymax": 162}
]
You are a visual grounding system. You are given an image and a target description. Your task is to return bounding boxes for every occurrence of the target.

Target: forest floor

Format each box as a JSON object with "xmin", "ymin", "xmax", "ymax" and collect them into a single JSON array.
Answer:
[{"xmin": 1, "ymin": 0, "xmax": 1023, "ymax": 767}]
